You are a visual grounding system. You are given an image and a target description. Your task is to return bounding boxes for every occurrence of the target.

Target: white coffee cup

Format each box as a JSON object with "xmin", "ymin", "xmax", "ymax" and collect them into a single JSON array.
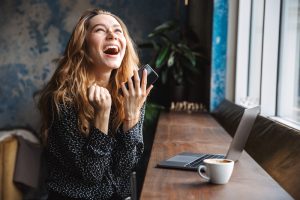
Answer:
[{"xmin": 197, "ymin": 158, "xmax": 234, "ymax": 184}]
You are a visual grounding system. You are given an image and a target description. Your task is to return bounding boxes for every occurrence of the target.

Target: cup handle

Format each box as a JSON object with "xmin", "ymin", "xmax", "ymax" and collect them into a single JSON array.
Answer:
[{"xmin": 198, "ymin": 165, "xmax": 209, "ymax": 180}]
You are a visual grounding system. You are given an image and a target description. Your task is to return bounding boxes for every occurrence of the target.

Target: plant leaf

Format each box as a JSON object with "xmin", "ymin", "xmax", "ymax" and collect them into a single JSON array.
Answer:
[
  {"xmin": 185, "ymin": 62, "xmax": 200, "ymax": 74},
  {"xmin": 180, "ymin": 57, "xmax": 200, "ymax": 74},
  {"xmin": 177, "ymin": 43, "xmax": 190, "ymax": 50},
  {"xmin": 172, "ymin": 64, "xmax": 184, "ymax": 85},
  {"xmin": 177, "ymin": 43, "xmax": 196, "ymax": 67},
  {"xmin": 151, "ymin": 40, "xmax": 160, "ymax": 51},
  {"xmin": 155, "ymin": 45, "xmax": 169, "ymax": 68},
  {"xmin": 184, "ymin": 52, "xmax": 196, "ymax": 67},
  {"xmin": 148, "ymin": 21, "xmax": 178, "ymax": 38},
  {"xmin": 167, "ymin": 51, "xmax": 175, "ymax": 67}
]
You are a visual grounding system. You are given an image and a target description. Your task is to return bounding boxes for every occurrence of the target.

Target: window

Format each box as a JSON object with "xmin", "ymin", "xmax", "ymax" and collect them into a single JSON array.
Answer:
[
  {"xmin": 277, "ymin": 0, "xmax": 300, "ymax": 124},
  {"xmin": 248, "ymin": 0, "xmax": 264, "ymax": 104},
  {"xmin": 234, "ymin": 0, "xmax": 300, "ymax": 127}
]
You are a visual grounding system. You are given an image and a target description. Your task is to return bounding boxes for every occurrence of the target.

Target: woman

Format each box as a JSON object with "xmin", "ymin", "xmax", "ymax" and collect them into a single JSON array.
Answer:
[{"xmin": 38, "ymin": 8, "xmax": 153, "ymax": 200}]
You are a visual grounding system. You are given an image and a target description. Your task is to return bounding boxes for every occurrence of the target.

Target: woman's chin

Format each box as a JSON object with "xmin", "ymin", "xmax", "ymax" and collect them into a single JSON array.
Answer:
[
  {"xmin": 93, "ymin": 58, "xmax": 122, "ymax": 70},
  {"xmin": 104, "ymin": 61, "xmax": 122, "ymax": 69},
  {"xmin": 99, "ymin": 54, "xmax": 124, "ymax": 69}
]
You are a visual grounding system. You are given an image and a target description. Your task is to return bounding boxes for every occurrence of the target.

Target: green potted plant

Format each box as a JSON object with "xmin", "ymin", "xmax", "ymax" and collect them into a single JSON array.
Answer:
[{"xmin": 140, "ymin": 20, "xmax": 207, "ymax": 104}]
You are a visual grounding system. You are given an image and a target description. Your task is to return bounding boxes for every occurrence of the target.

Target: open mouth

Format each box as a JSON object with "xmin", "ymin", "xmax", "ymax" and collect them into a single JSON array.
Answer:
[{"xmin": 103, "ymin": 45, "xmax": 119, "ymax": 55}]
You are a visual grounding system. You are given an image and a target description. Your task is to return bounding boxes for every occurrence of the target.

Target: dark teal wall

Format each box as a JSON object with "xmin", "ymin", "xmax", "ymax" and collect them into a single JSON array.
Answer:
[{"xmin": 0, "ymin": 0, "xmax": 179, "ymax": 131}]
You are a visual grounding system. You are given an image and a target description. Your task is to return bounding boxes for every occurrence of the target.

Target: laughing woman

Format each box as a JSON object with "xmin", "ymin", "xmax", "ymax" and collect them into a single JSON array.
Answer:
[{"xmin": 38, "ymin": 8, "xmax": 153, "ymax": 200}]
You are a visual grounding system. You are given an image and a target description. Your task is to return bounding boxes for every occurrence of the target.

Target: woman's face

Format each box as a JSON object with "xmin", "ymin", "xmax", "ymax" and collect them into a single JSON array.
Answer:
[{"xmin": 86, "ymin": 14, "xmax": 127, "ymax": 71}]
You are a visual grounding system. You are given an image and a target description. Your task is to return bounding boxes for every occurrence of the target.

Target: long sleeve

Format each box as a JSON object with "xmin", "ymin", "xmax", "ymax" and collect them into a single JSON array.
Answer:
[
  {"xmin": 47, "ymin": 104, "xmax": 117, "ymax": 199},
  {"xmin": 113, "ymin": 104, "xmax": 145, "ymax": 177},
  {"xmin": 112, "ymin": 104, "xmax": 145, "ymax": 194},
  {"xmin": 46, "ymin": 103, "xmax": 145, "ymax": 199}
]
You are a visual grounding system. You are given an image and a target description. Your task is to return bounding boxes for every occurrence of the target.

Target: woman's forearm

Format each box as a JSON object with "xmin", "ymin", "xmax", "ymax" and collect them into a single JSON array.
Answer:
[
  {"xmin": 94, "ymin": 111, "xmax": 110, "ymax": 134},
  {"xmin": 122, "ymin": 117, "xmax": 139, "ymax": 132}
]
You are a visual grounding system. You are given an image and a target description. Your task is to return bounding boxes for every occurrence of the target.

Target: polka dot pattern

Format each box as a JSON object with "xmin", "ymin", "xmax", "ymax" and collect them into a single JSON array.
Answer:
[{"xmin": 46, "ymin": 103, "xmax": 145, "ymax": 199}]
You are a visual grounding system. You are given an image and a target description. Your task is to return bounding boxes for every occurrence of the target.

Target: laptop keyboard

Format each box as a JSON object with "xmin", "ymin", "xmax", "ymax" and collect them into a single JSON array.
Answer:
[{"xmin": 185, "ymin": 154, "xmax": 224, "ymax": 168}]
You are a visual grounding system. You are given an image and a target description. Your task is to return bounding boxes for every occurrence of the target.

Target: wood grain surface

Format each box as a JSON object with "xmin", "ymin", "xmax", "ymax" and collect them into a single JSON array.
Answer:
[{"xmin": 140, "ymin": 112, "xmax": 293, "ymax": 200}]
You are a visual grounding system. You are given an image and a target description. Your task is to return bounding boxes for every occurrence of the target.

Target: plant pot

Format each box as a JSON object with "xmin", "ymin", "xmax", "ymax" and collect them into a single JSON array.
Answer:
[{"xmin": 170, "ymin": 85, "xmax": 187, "ymax": 102}]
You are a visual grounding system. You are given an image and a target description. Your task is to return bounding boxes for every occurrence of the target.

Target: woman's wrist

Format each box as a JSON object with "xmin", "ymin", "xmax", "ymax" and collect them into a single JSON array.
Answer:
[
  {"xmin": 124, "ymin": 116, "xmax": 139, "ymax": 121},
  {"xmin": 94, "ymin": 110, "xmax": 110, "ymax": 134},
  {"xmin": 123, "ymin": 112, "xmax": 140, "ymax": 132},
  {"xmin": 124, "ymin": 111, "xmax": 140, "ymax": 121}
]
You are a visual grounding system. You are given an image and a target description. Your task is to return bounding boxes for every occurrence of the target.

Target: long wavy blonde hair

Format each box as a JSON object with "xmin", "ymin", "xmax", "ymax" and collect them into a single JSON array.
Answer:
[{"xmin": 38, "ymin": 8, "xmax": 139, "ymax": 142}]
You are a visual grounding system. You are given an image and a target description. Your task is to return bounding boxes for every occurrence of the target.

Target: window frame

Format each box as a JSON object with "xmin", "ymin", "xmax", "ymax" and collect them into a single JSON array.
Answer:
[{"xmin": 233, "ymin": 0, "xmax": 300, "ymax": 129}]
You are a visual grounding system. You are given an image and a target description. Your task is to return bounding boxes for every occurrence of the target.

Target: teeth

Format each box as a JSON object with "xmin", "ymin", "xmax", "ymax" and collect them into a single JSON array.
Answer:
[{"xmin": 103, "ymin": 45, "xmax": 118, "ymax": 52}]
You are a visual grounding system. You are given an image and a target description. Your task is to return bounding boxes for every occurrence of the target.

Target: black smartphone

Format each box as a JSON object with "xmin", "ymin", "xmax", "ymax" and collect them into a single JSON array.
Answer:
[{"xmin": 122, "ymin": 64, "xmax": 159, "ymax": 92}]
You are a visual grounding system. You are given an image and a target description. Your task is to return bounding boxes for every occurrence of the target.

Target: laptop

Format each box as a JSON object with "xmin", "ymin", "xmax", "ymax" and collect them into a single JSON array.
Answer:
[{"xmin": 157, "ymin": 106, "xmax": 260, "ymax": 171}]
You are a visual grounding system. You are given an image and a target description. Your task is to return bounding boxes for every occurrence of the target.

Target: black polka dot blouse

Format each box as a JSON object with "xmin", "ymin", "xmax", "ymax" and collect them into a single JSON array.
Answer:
[{"xmin": 46, "ymin": 103, "xmax": 145, "ymax": 200}]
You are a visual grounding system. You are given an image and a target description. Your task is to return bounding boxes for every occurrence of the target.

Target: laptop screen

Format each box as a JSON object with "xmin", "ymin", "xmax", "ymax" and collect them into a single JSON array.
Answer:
[{"xmin": 225, "ymin": 106, "xmax": 260, "ymax": 161}]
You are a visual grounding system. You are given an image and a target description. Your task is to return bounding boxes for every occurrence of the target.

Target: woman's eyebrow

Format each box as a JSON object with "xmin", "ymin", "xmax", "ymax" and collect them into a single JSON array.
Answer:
[
  {"xmin": 90, "ymin": 23, "xmax": 121, "ymax": 30},
  {"xmin": 90, "ymin": 23, "xmax": 105, "ymax": 30}
]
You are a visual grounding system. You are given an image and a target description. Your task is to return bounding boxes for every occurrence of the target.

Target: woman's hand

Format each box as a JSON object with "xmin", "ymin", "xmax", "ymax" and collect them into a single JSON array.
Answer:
[
  {"xmin": 121, "ymin": 69, "xmax": 153, "ymax": 131},
  {"xmin": 88, "ymin": 84, "xmax": 112, "ymax": 134}
]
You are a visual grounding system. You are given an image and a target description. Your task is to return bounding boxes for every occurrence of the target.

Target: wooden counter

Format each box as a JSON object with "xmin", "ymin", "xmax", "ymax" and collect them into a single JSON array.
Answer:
[{"xmin": 140, "ymin": 112, "xmax": 293, "ymax": 200}]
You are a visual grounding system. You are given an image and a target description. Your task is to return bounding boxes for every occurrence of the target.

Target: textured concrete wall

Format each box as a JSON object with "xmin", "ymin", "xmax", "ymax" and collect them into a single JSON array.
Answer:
[{"xmin": 0, "ymin": 0, "xmax": 177, "ymax": 132}]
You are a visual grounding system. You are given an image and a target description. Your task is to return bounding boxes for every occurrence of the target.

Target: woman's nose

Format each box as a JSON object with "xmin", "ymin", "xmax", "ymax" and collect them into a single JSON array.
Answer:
[{"xmin": 106, "ymin": 30, "xmax": 117, "ymax": 40}]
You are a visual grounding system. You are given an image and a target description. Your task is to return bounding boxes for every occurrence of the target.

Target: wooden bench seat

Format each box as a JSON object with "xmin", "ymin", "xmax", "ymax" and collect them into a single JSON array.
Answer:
[{"xmin": 212, "ymin": 100, "xmax": 300, "ymax": 199}]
